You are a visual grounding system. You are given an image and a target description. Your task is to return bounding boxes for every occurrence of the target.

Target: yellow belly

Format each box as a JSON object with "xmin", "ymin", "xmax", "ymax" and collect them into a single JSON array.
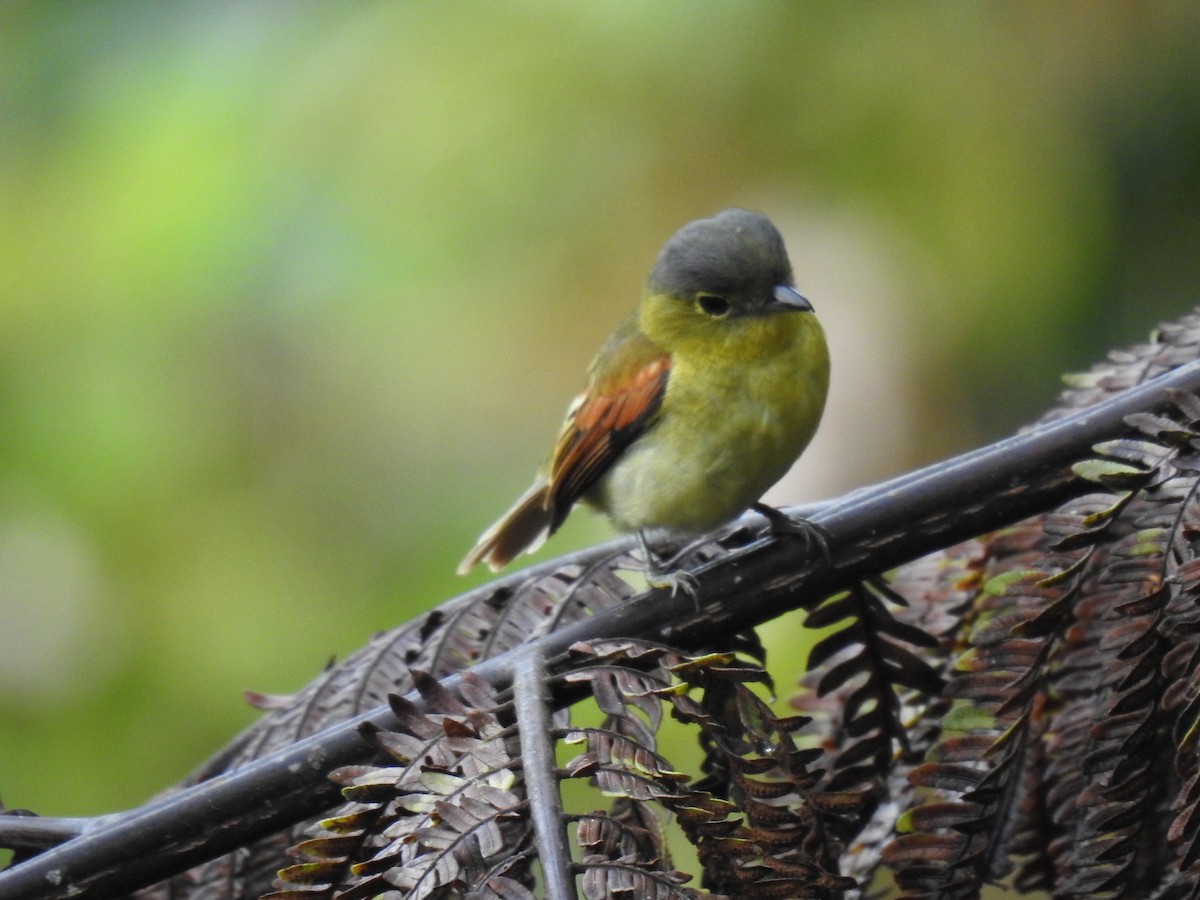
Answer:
[{"xmin": 591, "ymin": 315, "xmax": 829, "ymax": 534}]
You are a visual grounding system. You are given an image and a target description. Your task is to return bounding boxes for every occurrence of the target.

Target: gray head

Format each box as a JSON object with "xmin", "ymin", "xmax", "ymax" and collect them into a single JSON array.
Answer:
[{"xmin": 646, "ymin": 209, "xmax": 801, "ymax": 315}]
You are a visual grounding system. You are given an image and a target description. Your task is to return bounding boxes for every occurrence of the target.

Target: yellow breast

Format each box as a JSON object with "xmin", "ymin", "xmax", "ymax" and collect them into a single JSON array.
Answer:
[{"xmin": 593, "ymin": 310, "xmax": 829, "ymax": 534}]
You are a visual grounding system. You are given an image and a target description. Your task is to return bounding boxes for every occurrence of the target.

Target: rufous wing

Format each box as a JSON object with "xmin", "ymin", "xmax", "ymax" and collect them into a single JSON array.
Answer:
[
  {"xmin": 458, "ymin": 323, "xmax": 670, "ymax": 575},
  {"xmin": 545, "ymin": 350, "xmax": 669, "ymax": 518}
]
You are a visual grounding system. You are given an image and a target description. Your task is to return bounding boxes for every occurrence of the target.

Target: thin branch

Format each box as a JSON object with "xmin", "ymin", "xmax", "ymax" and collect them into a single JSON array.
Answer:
[
  {"xmin": 1, "ymin": 359, "xmax": 1198, "ymax": 900},
  {"xmin": 0, "ymin": 816, "xmax": 104, "ymax": 853},
  {"xmin": 512, "ymin": 649, "xmax": 577, "ymax": 900}
]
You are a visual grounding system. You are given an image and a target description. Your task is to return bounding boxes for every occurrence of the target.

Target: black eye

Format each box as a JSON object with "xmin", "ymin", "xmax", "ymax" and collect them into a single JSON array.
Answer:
[{"xmin": 697, "ymin": 294, "xmax": 731, "ymax": 317}]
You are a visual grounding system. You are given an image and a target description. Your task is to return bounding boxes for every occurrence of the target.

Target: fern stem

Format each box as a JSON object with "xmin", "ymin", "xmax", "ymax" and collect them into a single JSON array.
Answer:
[{"xmin": 512, "ymin": 649, "xmax": 578, "ymax": 900}]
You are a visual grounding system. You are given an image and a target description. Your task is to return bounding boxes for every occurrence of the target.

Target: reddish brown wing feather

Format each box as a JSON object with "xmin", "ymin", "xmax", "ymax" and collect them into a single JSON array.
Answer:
[
  {"xmin": 546, "ymin": 350, "xmax": 669, "ymax": 527},
  {"xmin": 458, "ymin": 317, "xmax": 669, "ymax": 575}
]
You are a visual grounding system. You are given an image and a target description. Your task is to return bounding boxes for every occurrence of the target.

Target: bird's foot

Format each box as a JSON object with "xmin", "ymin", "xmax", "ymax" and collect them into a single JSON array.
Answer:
[
  {"xmin": 637, "ymin": 531, "xmax": 701, "ymax": 609},
  {"xmin": 753, "ymin": 502, "xmax": 832, "ymax": 563},
  {"xmin": 645, "ymin": 567, "xmax": 701, "ymax": 602}
]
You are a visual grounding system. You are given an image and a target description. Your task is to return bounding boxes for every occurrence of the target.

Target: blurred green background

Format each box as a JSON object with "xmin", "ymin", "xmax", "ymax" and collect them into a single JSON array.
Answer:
[{"xmin": 0, "ymin": 0, "xmax": 1197, "ymax": 859}]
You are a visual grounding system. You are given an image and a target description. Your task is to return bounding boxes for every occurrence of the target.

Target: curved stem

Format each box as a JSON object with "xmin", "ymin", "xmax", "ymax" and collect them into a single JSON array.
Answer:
[{"xmin": 512, "ymin": 649, "xmax": 577, "ymax": 900}]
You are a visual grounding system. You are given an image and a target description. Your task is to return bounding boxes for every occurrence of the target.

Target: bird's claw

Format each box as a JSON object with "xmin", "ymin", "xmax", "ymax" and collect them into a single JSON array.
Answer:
[
  {"xmin": 637, "ymin": 531, "xmax": 702, "ymax": 610},
  {"xmin": 645, "ymin": 567, "xmax": 700, "ymax": 603},
  {"xmin": 753, "ymin": 503, "xmax": 832, "ymax": 563}
]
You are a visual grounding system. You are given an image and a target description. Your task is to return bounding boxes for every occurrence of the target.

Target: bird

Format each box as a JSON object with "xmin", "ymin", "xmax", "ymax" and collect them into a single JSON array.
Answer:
[{"xmin": 457, "ymin": 208, "xmax": 830, "ymax": 596}]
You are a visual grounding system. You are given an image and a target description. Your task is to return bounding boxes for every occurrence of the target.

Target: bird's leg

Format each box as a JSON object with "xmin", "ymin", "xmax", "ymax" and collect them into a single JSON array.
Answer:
[
  {"xmin": 752, "ymin": 502, "xmax": 832, "ymax": 563},
  {"xmin": 637, "ymin": 530, "xmax": 700, "ymax": 607}
]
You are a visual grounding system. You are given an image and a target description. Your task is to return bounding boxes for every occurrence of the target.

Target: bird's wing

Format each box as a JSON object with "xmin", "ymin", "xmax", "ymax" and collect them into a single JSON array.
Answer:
[
  {"xmin": 457, "ymin": 317, "xmax": 668, "ymax": 576},
  {"xmin": 546, "ymin": 321, "xmax": 670, "ymax": 525}
]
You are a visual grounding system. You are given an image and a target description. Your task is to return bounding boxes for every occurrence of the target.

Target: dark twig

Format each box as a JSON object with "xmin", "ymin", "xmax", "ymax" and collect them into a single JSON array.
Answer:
[
  {"xmin": 512, "ymin": 649, "xmax": 577, "ymax": 900},
  {"xmin": 0, "ymin": 815, "xmax": 105, "ymax": 853}
]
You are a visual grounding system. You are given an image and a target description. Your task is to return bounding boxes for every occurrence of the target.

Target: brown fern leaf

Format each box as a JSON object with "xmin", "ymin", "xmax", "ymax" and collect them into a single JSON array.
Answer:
[
  {"xmin": 668, "ymin": 650, "xmax": 857, "ymax": 898},
  {"xmin": 808, "ymin": 581, "xmax": 942, "ymax": 773},
  {"xmin": 1159, "ymin": 445, "xmax": 1200, "ymax": 878},
  {"xmin": 1049, "ymin": 417, "xmax": 1200, "ymax": 897},
  {"xmin": 885, "ymin": 387, "xmax": 1200, "ymax": 899},
  {"xmin": 138, "ymin": 550, "xmax": 647, "ymax": 899},
  {"xmin": 886, "ymin": 553, "xmax": 1086, "ymax": 898},
  {"xmin": 579, "ymin": 860, "xmax": 705, "ymax": 900},
  {"xmin": 880, "ymin": 438, "xmax": 1152, "ymax": 894},
  {"xmin": 267, "ymin": 672, "xmax": 528, "ymax": 899},
  {"xmin": 564, "ymin": 639, "xmax": 858, "ymax": 898},
  {"xmin": 560, "ymin": 640, "xmax": 742, "ymax": 898},
  {"xmin": 787, "ymin": 538, "xmax": 991, "ymax": 894}
]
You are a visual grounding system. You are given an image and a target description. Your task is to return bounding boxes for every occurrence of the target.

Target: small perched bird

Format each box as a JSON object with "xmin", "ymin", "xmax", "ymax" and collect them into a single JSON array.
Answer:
[{"xmin": 458, "ymin": 208, "xmax": 830, "ymax": 593}]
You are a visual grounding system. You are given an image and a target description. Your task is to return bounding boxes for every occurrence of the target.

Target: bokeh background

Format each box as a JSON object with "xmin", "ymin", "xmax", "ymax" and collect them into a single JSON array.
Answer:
[{"xmin": 1, "ymin": 0, "xmax": 1198, "ymax": 876}]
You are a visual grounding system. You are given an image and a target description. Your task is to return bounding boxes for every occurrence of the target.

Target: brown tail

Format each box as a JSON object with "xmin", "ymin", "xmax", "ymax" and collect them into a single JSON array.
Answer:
[{"xmin": 457, "ymin": 480, "xmax": 557, "ymax": 575}]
